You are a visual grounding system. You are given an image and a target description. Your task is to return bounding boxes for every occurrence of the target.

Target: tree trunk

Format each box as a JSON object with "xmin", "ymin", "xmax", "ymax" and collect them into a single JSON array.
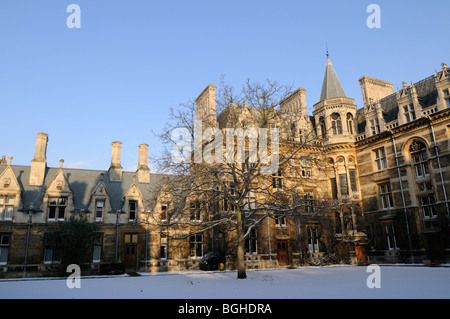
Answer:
[{"xmin": 236, "ymin": 209, "xmax": 247, "ymax": 279}]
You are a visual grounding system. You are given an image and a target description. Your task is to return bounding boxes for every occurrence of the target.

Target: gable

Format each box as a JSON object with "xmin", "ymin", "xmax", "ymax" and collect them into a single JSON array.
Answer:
[
  {"xmin": 124, "ymin": 181, "xmax": 142, "ymax": 199},
  {"xmin": 45, "ymin": 169, "xmax": 72, "ymax": 195},
  {"xmin": 0, "ymin": 166, "xmax": 21, "ymax": 193}
]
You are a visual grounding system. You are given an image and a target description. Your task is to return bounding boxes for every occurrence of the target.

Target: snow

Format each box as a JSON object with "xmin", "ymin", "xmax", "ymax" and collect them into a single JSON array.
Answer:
[{"xmin": 0, "ymin": 265, "xmax": 449, "ymax": 299}]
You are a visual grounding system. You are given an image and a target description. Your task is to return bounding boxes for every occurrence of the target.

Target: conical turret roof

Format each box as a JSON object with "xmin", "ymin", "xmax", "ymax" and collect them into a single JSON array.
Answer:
[{"xmin": 320, "ymin": 53, "xmax": 346, "ymax": 101}]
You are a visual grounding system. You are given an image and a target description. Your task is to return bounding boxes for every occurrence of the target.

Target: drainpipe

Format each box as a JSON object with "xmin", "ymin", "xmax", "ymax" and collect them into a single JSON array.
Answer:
[
  {"xmin": 23, "ymin": 209, "xmax": 33, "ymax": 278},
  {"xmin": 428, "ymin": 119, "xmax": 450, "ymax": 220},
  {"xmin": 267, "ymin": 217, "xmax": 272, "ymax": 264},
  {"xmin": 178, "ymin": 223, "xmax": 181, "ymax": 266},
  {"xmin": 391, "ymin": 133, "xmax": 414, "ymax": 263},
  {"xmin": 145, "ymin": 222, "xmax": 149, "ymax": 272},
  {"xmin": 115, "ymin": 211, "xmax": 120, "ymax": 263}
]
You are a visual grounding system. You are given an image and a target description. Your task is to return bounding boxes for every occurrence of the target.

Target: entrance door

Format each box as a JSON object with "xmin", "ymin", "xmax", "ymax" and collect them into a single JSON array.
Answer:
[
  {"xmin": 124, "ymin": 245, "xmax": 137, "ymax": 270},
  {"xmin": 426, "ymin": 232, "xmax": 445, "ymax": 263},
  {"xmin": 277, "ymin": 240, "xmax": 289, "ymax": 266}
]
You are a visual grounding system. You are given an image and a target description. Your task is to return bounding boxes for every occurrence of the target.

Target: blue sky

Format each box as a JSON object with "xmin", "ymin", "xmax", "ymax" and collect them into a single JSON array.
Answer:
[{"xmin": 0, "ymin": 0, "xmax": 449, "ymax": 172}]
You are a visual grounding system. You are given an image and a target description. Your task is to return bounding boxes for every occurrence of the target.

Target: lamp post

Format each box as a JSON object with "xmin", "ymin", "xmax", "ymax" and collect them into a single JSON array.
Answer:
[{"xmin": 23, "ymin": 204, "xmax": 34, "ymax": 278}]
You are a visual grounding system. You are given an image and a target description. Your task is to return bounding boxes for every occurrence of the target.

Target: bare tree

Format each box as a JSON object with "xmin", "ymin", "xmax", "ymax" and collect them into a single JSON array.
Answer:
[{"xmin": 152, "ymin": 78, "xmax": 340, "ymax": 279}]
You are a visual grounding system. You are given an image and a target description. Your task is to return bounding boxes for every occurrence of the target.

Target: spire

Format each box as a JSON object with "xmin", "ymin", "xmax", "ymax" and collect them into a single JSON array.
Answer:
[{"xmin": 319, "ymin": 52, "xmax": 346, "ymax": 101}]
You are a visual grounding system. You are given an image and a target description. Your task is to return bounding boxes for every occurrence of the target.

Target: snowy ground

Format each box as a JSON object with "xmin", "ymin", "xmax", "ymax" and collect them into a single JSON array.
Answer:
[{"xmin": 0, "ymin": 264, "xmax": 449, "ymax": 299}]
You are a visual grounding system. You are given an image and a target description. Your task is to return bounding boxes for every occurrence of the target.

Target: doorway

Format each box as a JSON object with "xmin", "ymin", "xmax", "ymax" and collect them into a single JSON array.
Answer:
[
  {"xmin": 277, "ymin": 240, "xmax": 289, "ymax": 266},
  {"xmin": 124, "ymin": 245, "xmax": 137, "ymax": 270}
]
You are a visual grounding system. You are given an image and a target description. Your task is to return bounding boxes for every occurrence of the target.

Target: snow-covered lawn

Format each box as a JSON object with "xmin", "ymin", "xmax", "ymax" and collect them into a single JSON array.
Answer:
[{"xmin": 1, "ymin": 265, "xmax": 449, "ymax": 299}]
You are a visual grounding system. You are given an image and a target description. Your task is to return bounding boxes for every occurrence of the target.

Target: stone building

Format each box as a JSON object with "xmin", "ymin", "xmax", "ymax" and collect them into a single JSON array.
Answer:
[{"xmin": 0, "ymin": 55, "xmax": 449, "ymax": 278}]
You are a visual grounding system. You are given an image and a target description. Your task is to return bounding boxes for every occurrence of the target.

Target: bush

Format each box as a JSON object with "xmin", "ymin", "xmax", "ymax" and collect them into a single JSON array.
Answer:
[{"xmin": 199, "ymin": 251, "xmax": 226, "ymax": 271}]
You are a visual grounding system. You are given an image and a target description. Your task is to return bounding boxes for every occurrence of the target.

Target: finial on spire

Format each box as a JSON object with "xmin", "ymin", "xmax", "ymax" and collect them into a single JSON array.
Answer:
[{"xmin": 326, "ymin": 42, "xmax": 329, "ymax": 58}]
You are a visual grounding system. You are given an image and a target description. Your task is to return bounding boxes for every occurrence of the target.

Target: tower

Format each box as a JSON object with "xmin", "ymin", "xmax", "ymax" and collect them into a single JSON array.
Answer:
[{"xmin": 313, "ymin": 52, "xmax": 357, "ymax": 144}]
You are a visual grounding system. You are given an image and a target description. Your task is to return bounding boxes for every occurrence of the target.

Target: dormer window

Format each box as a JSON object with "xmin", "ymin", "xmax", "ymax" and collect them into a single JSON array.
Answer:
[
  {"xmin": 161, "ymin": 204, "xmax": 168, "ymax": 222},
  {"xmin": 370, "ymin": 119, "xmax": 380, "ymax": 135},
  {"xmin": 48, "ymin": 197, "xmax": 66, "ymax": 221},
  {"xmin": 0, "ymin": 196, "xmax": 14, "ymax": 220},
  {"xmin": 404, "ymin": 104, "xmax": 416, "ymax": 123},
  {"xmin": 95, "ymin": 200, "xmax": 105, "ymax": 222},
  {"xmin": 129, "ymin": 200, "xmax": 137, "ymax": 221},
  {"xmin": 444, "ymin": 89, "xmax": 450, "ymax": 107}
]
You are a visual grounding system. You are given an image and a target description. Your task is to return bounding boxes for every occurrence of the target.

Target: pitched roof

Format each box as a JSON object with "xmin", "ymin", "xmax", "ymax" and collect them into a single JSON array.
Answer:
[
  {"xmin": 1, "ymin": 164, "xmax": 171, "ymax": 212},
  {"xmin": 320, "ymin": 56, "xmax": 347, "ymax": 101}
]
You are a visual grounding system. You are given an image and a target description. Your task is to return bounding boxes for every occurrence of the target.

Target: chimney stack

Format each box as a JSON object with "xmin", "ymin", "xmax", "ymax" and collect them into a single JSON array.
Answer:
[
  {"xmin": 136, "ymin": 144, "xmax": 150, "ymax": 183},
  {"xmin": 29, "ymin": 132, "xmax": 48, "ymax": 186},
  {"xmin": 109, "ymin": 141, "xmax": 123, "ymax": 182}
]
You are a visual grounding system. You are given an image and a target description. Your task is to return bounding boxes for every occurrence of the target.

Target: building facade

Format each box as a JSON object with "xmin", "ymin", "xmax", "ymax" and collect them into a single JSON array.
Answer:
[{"xmin": 0, "ymin": 57, "xmax": 449, "ymax": 278}]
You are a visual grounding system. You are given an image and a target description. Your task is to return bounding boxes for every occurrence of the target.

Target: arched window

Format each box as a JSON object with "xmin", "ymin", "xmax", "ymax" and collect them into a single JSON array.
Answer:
[
  {"xmin": 409, "ymin": 140, "xmax": 436, "ymax": 220},
  {"xmin": 331, "ymin": 113, "xmax": 342, "ymax": 135},
  {"xmin": 346, "ymin": 113, "xmax": 354, "ymax": 135},
  {"xmin": 409, "ymin": 140, "xmax": 429, "ymax": 178},
  {"xmin": 319, "ymin": 116, "xmax": 326, "ymax": 138}
]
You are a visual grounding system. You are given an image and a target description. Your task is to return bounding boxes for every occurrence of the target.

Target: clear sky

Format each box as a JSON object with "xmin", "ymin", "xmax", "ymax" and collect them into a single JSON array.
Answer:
[{"xmin": 0, "ymin": 0, "xmax": 449, "ymax": 172}]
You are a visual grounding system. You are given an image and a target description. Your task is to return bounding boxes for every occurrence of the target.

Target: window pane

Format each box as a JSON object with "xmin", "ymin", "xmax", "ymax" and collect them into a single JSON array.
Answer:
[
  {"xmin": 349, "ymin": 169, "xmax": 357, "ymax": 191},
  {"xmin": 4, "ymin": 207, "xmax": 13, "ymax": 220},
  {"xmin": 48, "ymin": 206, "xmax": 56, "ymax": 219},
  {"xmin": 0, "ymin": 247, "xmax": 8, "ymax": 263},
  {"xmin": 44, "ymin": 248, "xmax": 53, "ymax": 263},
  {"xmin": 93, "ymin": 246, "xmax": 101, "ymax": 262},
  {"xmin": 94, "ymin": 234, "xmax": 102, "ymax": 245},
  {"xmin": 339, "ymin": 174, "xmax": 348, "ymax": 195},
  {"xmin": 0, "ymin": 234, "xmax": 10, "ymax": 245},
  {"xmin": 58, "ymin": 207, "xmax": 65, "ymax": 219}
]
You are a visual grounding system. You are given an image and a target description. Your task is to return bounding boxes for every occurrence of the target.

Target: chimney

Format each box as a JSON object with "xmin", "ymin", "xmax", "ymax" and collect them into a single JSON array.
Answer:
[
  {"xmin": 109, "ymin": 141, "xmax": 123, "ymax": 182},
  {"xmin": 195, "ymin": 84, "xmax": 217, "ymax": 128},
  {"xmin": 136, "ymin": 144, "xmax": 150, "ymax": 183},
  {"xmin": 298, "ymin": 88, "xmax": 307, "ymax": 114},
  {"xmin": 29, "ymin": 132, "xmax": 48, "ymax": 186}
]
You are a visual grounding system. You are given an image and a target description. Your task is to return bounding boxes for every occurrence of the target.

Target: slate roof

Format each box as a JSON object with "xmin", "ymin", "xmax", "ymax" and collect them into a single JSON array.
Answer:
[
  {"xmin": 320, "ymin": 56, "xmax": 347, "ymax": 101},
  {"xmin": 1, "ymin": 164, "xmax": 171, "ymax": 212},
  {"xmin": 356, "ymin": 74, "xmax": 439, "ymax": 134}
]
